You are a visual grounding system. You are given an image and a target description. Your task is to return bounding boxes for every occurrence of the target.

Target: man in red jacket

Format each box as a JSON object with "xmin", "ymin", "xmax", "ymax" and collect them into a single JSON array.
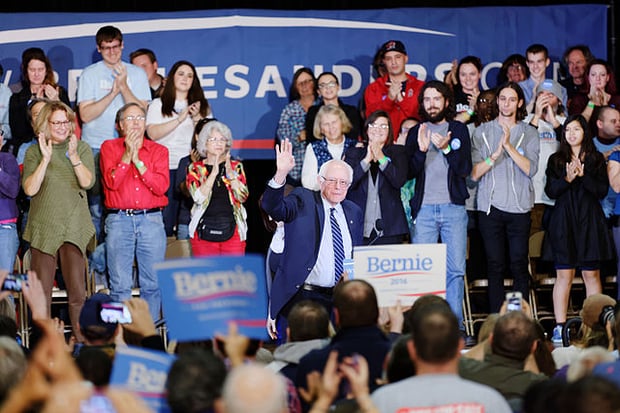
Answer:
[{"xmin": 364, "ymin": 39, "xmax": 425, "ymax": 128}]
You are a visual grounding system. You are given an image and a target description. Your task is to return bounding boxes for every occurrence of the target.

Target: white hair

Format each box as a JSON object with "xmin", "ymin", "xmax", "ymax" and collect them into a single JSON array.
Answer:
[
  {"xmin": 318, "ymin": 159, "xmax": 353, "ymax": 183},
  {"xmin": 196, "ymin": 120, "xmax": 233, "ymax": 157},
  {"xmin": 222, "ymin": 363, "xmax": 287, "ymax": 413}
]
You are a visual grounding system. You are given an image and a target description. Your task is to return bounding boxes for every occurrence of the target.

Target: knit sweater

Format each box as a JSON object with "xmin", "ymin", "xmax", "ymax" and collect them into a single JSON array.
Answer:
[{"xmin": 22, "ymin": 139, "xmax": 96, "ymax": 255}]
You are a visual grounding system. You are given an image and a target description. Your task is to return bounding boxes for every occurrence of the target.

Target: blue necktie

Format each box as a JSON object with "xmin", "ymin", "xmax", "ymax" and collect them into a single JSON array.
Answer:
[{"xmin": 330, "ymin": 208, "xmax": 345, "ymax": 285}]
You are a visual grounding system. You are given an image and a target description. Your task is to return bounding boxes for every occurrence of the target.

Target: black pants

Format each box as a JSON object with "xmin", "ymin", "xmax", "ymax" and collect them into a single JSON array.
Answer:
[{"xmin": 478, "ymin": 207, "xmax": 531, "ymax": 312}]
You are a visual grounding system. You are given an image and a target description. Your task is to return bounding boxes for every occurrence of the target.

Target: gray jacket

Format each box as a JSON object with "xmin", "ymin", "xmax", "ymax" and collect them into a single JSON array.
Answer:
[{"xmin": 471, "ymin": 120, "xmax": 539, "ymax": 214}]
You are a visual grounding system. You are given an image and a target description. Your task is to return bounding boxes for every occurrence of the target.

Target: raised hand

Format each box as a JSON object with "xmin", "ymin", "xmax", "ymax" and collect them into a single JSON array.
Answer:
[
  {"xmin": 275, "ymin": 138, "xmax": 295, "ymax": 177},
  {"xmin": 431, "ymin": 130, "xmax": 451, "ymax": 152},
  {"xmin": 500, "ymin": 123, "xmax": 511, "ymax": 149},
  {"xmin": 417, "ymin": 123, "xmax": 431, "ymax": 152},
  {"xmin": 67, "ymin": 134, "xmax": 79, "ymax": 158},
  {"xmin": 38, "ymin": 132, "xmax": 52, "ymax": 163},
  {"xmin": 112, "ymin": 63, "xmax": 129, "ymax": 93}
]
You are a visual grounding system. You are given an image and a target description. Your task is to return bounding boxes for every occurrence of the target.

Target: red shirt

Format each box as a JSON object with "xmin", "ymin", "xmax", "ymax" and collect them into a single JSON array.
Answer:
[
  {"xmin": 364, "ymin": 73, "xmax": 425, "ymax": 129},
  {"xmin": 100, "ymin": 137, "xmax": 169, "ymax": 210}
]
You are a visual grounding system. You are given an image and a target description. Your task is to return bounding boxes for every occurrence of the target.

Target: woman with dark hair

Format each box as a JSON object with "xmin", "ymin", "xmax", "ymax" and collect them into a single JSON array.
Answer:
[
  {"xmin": 343, "ymin": 110, "xmax": 408, "ymax": 245},
  {"xmin": 497, "ymin": 54, "xmax": 530, "ymax": 85},
  {"xmin": 568, "ymin": 59, "xmax": 620, "ymax": 123},
  {"xmin": 9, "ymin": 47, "xmax": 70, "ymax": 155},
  {"xmin": 146, "ymin": 60, "xmax": 212, "ymax": 237},
  {"xmin": 276, "ymin": 67, "xmax": 318, "ymax": 186},
  {"xmin": 305, "ymin": 71, "xmax": 362, "ymax": 143},
  {"xmin": 545, "ymin": 114, "xmax": 613, "ymax": 344},
  {"xmin": 446, "ymin": 55, "xmax": 485, "ymax": 124}
]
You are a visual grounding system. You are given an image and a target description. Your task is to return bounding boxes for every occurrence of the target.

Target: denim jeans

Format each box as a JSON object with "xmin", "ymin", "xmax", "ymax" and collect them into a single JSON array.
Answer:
[
  {"xmin": 105, "ymin": 211, "xmax": 166, "ymax": 321},
  {"xmin": 0, "ymin": 223, "xmax": 19, "ymax": 272},
  {"xmin": 478, "ymin": 207, "xmax": 531, "ymax": 312},
  {"xmin": 412, "ymin": 203, "xmax": 467, "ymax": 330}
]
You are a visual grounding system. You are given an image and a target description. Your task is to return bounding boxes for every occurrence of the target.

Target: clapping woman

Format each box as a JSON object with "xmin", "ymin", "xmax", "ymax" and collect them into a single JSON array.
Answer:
[
  {"xmin": 186, "ymin": 121, "xmax": 248, "ymax": 256},
  {"xmin": 22, "ymin": 101, "xmax": 95, "ymax": 341},
  {"xmin": 545, "ymin": 114, "xmax": 613, "ymax": 342},
  {"xmin": 9, "ymin": 47, "xmax": 71, "ymax": 155},
  {"xmin": 146, "ymin": 60, "xmax": 212, "ymax": 237},
  {"xmin": 344, "ymin": 110, "xmax": 408, "ymax": 245}
]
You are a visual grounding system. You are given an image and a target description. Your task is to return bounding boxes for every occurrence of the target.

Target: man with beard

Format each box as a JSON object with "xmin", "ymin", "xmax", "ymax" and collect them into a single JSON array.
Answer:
[
  {"xmin": 405, "ymin": 80, "xmax": 472, "ymax": 335},
  {"xmin": 471, "ymin": 82, "xmax": 539, "ymax": 313}
]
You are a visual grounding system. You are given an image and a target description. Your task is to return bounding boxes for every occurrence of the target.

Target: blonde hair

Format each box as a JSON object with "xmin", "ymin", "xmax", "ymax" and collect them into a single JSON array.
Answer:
[
  {"xmin": 312, "ymin": 104, "xmax": 352, "ymax": 140},
  {"xmin": 33, "ymin": 101, "xmax": 76, "ymax": 139}
]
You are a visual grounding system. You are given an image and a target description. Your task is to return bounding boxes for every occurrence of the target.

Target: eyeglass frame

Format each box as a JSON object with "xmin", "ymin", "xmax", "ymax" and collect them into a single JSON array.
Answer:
[{"xmin": 320, "ymin": 175, "xmax": 351, "ymax": 187}]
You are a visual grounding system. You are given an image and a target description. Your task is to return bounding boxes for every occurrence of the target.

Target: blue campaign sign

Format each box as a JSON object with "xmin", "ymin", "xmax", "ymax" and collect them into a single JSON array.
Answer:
[
  {"xmin": 0, "ymin": 6, "xmax": 606, "ymax": 159},
  {"xmin": 109, "ymin": 345, "xmax": 176, "ymax": 413},
  {"xmin": 154, "ymin": 254, "xmax": 268, "ymax": 342}
]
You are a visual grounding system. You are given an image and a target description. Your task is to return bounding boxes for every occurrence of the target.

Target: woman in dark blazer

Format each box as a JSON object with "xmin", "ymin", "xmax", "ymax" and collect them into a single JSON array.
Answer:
[{"xmin": 344, "ymin": 110, "xmax": 409, "ymax": 245}]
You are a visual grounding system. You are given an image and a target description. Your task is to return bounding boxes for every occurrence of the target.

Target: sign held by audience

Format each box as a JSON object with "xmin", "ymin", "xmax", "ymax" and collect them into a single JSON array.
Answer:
[
  {"xmin": 110, "ymin": 345, "xmax": 176, "ymax": 413},
  {"xmin": 352, "ymin": 244, "xmax": 446, "ymax": 307},
  {"xmin": 155, "ymin": 254, "xmax": 268, "ymax": 342}
]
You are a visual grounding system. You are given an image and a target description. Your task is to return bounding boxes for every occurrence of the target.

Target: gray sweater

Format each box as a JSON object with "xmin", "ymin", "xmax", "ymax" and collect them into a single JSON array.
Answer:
[{"xmin": 471, "ymin": 120, "xmax": 539, "ymax": 214}]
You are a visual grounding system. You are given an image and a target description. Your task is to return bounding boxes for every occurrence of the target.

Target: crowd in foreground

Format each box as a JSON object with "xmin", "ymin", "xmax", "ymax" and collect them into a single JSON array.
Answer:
[{"xmin": 2, "ymin": 270, "xmax": 620, "ymax": 413}]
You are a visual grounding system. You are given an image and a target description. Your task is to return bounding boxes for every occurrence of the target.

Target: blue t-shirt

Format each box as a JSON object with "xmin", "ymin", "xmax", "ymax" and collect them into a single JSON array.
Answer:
[{"xmin": 77, "ymin": 60, "xmax": 150, "ymax": 149}]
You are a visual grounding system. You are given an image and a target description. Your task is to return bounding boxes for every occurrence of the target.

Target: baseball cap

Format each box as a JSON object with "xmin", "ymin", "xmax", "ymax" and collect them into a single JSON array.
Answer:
[
  {"xmin": 381, "ymin": 40, "xmax": 407, "ymax": 56},
  {"xmin": 79, "ymin": 292, "xmax": 118, "ymax": 337},
  {"xmin": 580, "ymin": 293, "xmax": 616, "ymax": 328},
  {"xmin": 535, "ymin": 79, "xmax": 563, "ymax": 101}
]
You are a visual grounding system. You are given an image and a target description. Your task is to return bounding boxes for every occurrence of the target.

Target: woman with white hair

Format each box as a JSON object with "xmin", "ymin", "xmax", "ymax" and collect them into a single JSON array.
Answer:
[{"xmin": 186, "ymin": 120, "xmax": 248, "ymax": 256}]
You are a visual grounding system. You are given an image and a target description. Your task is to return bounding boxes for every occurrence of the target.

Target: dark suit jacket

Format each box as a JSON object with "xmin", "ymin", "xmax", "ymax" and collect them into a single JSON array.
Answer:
[
  {"xmin": 260, "ymin": 184, "xmax": 363, "ymax": 318},
  {"xmin": 344, "ymin": 144, "xmax": 409, "ymax": 238}
]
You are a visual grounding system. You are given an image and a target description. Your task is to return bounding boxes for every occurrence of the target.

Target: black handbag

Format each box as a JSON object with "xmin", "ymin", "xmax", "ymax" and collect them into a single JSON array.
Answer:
[{"xmin": 197, "ymin": 214, "xmax": 236, "ymax": 242}]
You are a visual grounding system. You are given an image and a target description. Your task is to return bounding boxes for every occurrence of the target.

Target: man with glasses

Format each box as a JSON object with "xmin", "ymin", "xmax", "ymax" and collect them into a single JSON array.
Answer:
[
  {"xmin": 364, "ymin": 39, "xmax": 424, "ymax": 132},
  {"xmin": 405, "ymin": 80, "xmax": 472, "ymax": 336},
  {"xmin": 99, "ymin": 103, "xmax": 169, "ymax": 322},
  {"xmin": 77, "ymin": 25, "xmax": 151, "ymax": 287},
  {"xmin": 261, "ymin": 138, "xmax": 363, "ymax": 342}
]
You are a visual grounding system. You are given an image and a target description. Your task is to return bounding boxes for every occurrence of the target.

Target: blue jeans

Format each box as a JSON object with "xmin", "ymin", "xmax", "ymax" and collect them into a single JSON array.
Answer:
[
  {"xmin": 412, "ymin": 204, "xmax": 467, "ymax": 330},
  {"xmin": 0, "ymin": 223, "xmax": 19, "ymax": 272},
  {"xmin": 105, "ymin": 211, "xmax": 166, "ymax": 321}
]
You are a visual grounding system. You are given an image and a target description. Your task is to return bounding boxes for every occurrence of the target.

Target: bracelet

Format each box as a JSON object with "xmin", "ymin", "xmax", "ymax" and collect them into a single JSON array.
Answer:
[
  {"xmin": 442, "ymin": 145, "xmax": 451, "ymax": 155},
  {"xmin": 134, "ymin": 160, "xmax": 145, "ymax": 169},
  {"xmin": 485, "ymin": 157, "xmax": 495, "ymax": 166},
  {"xmin": 72, "ymin": 161, "xmax": 82, "ymax": 167},
  {"xmin": 378, "ymin": 156, "xmax": 391, "ymax": 166},
  {"xmin": 587, "ymin": 101, "xmax": 596, "ymax": 109},
  {"xmin": 466, "ymin": 108, "xmax": 475, "ymax": 116}
]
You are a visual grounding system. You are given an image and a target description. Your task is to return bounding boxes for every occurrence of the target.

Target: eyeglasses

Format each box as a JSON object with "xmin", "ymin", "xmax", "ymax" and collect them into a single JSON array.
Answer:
[
  {"xmin": 123, "ymin": 115, "xmax": 146, "ymax": 122},
  {"xmin": 100, "ymin": 43, "xmax": 122, "ymax": 53},
  {"xmin": 321, "ymin": 176, "xmax": 350, "ymax": 187},
  {"xmin": 318, "ymin": 81, "xmax": 337, "ymax": 90},
  {"xmin": 368, "ymin": 123, "xmax": 389, "ymax": 130},
  {"xmin": 207, "ymin": 137, "xmax": 228, "ymax": 143},
  {"xmin": 477, "ymin": 98, "xmax": 492, "ymax": 104},
  {"xmin": 49, "ymin": 120, "xmax": 71, "ymax": 127}
]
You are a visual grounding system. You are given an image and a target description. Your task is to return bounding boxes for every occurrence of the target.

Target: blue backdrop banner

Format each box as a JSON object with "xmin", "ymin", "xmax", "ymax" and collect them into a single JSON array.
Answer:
[{"xmin": 0, "ymin": 6, "xmax": 607, "ymax": 159}]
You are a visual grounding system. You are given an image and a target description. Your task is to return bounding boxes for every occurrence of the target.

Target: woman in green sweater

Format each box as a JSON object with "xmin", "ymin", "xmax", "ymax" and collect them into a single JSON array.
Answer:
[{"xmin": 22, "ymin": 101, "xmax": 96, "ymax": 342}]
